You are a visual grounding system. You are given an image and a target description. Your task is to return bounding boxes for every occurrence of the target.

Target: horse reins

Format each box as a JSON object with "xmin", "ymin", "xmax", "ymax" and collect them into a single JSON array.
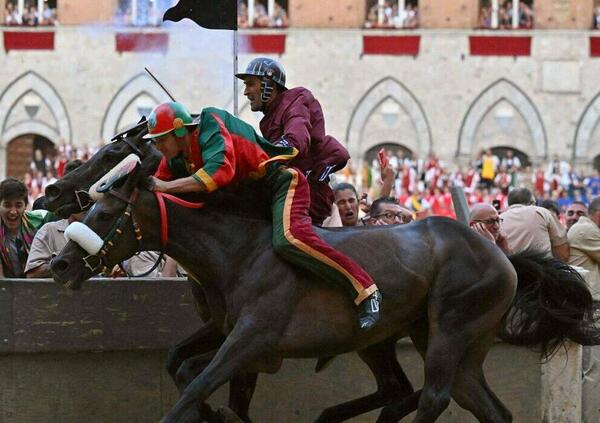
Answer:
[
  {"xmin": 117, "ymin": 192, "xmax": 204, "ymax": 278},
  {"xmin": 80, "ymin": 187, "xmax": 204, "ymax": 278}
]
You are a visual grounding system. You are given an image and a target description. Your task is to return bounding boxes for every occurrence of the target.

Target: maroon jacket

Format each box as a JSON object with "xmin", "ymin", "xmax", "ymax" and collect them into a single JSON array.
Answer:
[
  {"xmin": 260, "ymin": 87, "xmax": 349, "ymax": 181},
  {"xmin": 260, "ymin": 88, "xmax": 349, "ymax": 224}
]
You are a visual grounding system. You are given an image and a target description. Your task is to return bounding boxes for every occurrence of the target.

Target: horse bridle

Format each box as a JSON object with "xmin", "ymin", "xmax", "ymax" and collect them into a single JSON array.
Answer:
[
  {"xmin": 73, "ymin": 136, "xmax": 149, "ymax": 213},
  {"xmin": 77, "ymin": 180, "xmax": 204, "ymax": 277},
  {"xmin": 80, "ymin": 187, "xmax": 145, "ymax": 274}
]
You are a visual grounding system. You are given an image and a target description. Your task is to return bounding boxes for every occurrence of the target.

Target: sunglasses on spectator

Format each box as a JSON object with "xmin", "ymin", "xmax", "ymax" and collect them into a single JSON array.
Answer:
[
  {"xmin": 371, "ymin": 211, "xmax": 406, "ymax": 222},
  {"xmin": 473, "ymin": 217, "xmax": 502, "ymax": 226},
  {"xmin": 566, "ymin": 210, "xmax": 586, "ymax": 217}
]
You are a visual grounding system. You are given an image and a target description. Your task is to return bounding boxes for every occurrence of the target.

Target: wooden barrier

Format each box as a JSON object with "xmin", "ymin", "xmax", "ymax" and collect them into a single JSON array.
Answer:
[{"xmin": 0, "ymin": 278, "xmax": 583, "ymax": 422}]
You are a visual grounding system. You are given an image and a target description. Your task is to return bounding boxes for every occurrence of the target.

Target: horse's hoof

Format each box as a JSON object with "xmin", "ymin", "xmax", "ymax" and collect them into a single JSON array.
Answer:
[{"xmin": 218, "ymin": 406, "xmax": 244, "ymax": 423}]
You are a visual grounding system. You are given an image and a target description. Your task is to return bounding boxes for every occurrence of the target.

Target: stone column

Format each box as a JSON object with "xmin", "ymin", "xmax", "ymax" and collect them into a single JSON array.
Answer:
[{"xmin": 540, "ymin": 342, "xmax": 582, "ymax": 423}]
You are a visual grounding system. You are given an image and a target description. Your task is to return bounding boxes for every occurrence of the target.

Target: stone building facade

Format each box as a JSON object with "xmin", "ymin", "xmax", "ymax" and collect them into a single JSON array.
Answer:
[{"xmin": 1, "ymin": 0, "xmax": 600, "ymax": 178}]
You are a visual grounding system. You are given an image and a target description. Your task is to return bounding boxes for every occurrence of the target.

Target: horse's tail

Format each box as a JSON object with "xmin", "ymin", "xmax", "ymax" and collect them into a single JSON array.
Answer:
[{"xmin": 499, "ymin": 252, "xmax": 600, "ymax": 358}]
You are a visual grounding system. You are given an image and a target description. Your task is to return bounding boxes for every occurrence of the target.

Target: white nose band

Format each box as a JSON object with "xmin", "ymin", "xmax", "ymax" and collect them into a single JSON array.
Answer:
[
  {"xmin": 88, "ymin": 154, "xmax": 141, "ymax": 201},
  {"xmin": 64, "ymin": 221, "xmax": 104, "ymax": 256}
]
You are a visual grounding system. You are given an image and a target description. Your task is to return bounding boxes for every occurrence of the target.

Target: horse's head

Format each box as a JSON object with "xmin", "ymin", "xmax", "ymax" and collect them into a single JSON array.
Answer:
[
  {"xmin": 45, "ymin": 121, "xmax": 162, "ymax": 218},
  {"xmin": 51, "ymin": 163, "xmax": 156, "ymax": 290}
]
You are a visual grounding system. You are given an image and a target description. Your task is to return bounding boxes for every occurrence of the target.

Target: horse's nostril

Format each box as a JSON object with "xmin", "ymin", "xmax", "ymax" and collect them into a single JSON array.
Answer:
[{"xmin": 45, "ymin": 184, "xmax": 61, "ymax": 200}]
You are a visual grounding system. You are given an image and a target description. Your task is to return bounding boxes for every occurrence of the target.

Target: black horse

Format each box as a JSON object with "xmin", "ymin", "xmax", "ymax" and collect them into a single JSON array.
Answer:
[
  {"xmin": 45, "ymin": 126, "xmax": 417, "ymax": 422},
  {"xmin": 50, "ymin": 163, "xmax": 600, "ymax": 422}
]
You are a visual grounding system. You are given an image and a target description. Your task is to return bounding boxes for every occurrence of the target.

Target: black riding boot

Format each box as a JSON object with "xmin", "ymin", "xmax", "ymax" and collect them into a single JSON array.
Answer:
[{"xmin": 358, "ymin": 290, "xmax": 382, "ymax": 330}]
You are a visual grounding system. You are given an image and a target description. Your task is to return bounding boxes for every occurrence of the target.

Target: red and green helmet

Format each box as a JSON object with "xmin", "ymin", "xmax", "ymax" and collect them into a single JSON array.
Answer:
[{"xmin": 143, "ymin": 101, "xmax": 196, "ymax": 139}]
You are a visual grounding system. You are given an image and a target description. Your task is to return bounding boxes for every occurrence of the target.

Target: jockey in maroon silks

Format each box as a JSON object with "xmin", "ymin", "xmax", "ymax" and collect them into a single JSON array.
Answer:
[
  {"xmin": 235, "ymin": 57, "xmax": 349, "ymax": 226},
  {"xmin": 146, "ymin": 101, "xmax": 382, "ymax": 329}
]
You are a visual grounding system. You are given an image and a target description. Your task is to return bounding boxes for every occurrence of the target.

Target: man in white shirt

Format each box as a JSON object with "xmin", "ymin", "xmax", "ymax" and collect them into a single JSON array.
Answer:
[
  {"xmin": 501, "ymin": 188, "xmax": 568, "ymax": 261},
  {"xmin": 567, "ymin": 197, "xmax": 600, "ymax": 423}
]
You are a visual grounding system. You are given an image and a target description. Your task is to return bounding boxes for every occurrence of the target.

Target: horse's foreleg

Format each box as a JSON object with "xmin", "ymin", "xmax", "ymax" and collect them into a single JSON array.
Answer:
[
  {"xmin": 161, "ymin": 320, "xmax": 269, "ymax": 423},
  {"xmin": 314, "ymin": 339, "xmax": 413, "ymax": 423},
  {"xmin": 228, "ymin": 372, "xmax": 258, "ymax": 423},
  {"xmin": 166, "ymin": 320, "xmax": 226, "ymax": 382}
]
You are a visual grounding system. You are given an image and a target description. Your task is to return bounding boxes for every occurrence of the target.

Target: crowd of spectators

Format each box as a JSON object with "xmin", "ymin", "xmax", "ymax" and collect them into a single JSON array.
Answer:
[
  {"xmin": 478, "ymin": 1, "xmax": 534, "ymax": 29},
  {"xmin": 0, "ymin": 150, "xmax": 178, "ymax": 279},
  {"xmin": 334, "ymin": 147, "xmax": 600, "ymax": 225},
  {"xmin": 364, "ymin": 0, "xmax": 418, "ymax": 29},
  {"xmin": 237, "ymin": 1, "xmax": 289, "ymax": 29},
  {"xmin": 24, "ymin": 143, "xmax": 99, "ymax": 204},
  {"xmin": 3, "ymin": 0, "xmax": 57, "ymax": 26}
]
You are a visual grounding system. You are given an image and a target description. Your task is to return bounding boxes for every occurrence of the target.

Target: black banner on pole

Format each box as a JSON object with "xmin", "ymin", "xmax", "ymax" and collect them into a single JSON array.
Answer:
[{"xmin": 163, "ymin": 0, "xmax": 238, "ymax": 30}]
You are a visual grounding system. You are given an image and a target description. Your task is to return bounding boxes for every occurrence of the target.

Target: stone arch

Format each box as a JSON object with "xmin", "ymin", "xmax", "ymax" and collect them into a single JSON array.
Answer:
[
  {"xmin": 574, "ymin": 92, "xmax": 600, "ymax": 162},
  {"xmin": 0, "ymin": 71, "xmax": 71, "ymax": 145},
  {"xmin": 345, "ymin": 77, "xmax": 432, "ymax": 161},
  {"xmin": 457, "ymin": 78, "xmax": 547, "ymax": 160},
  {"xmin": 101, "ymin": 73, "xmax": 171, "ymax": 141}
]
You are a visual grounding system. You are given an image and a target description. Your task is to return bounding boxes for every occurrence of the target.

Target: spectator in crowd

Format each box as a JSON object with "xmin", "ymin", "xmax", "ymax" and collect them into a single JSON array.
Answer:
[
  {"xmin": 237, "ymin": 1, "xmax": 249, "ymax": 28},
  {"xmin": 469, "ymin": 203, "xmax": 511, "ymax": 254},
  {"xmin": 332, "ymin": 183, "xmax": 362, "ymax": 227},
  {"xmin": 501, "ymin": 188, "xmax": 569, "ymax": 261},
  {"xmin": 0, "ymin": 178, "xmax": 51, "ymax": 278},
  {"xmin": 565, "ymin": 201, "xmax": 588, "ymax": 231},
  {"xmin": 480, "ymin": 149, "xmax": 498, "ymax": 189},
  {"xmin": 4, "ymin": 2, "xmax": 21, "ymax": 25},
  {"xmin": 539, "ymin": 199, "xmax": 561, "ymax": 220},
  {"xmin": 367, "ymin": 197, "xmax": 413, "ymax": 226},
  {"xmin": 567, "ymin": 197, "xmax": 600, "ymax": 423},
  {"xmin": 272, "ymin": 2, "xmax": 289, "ymax": 27}
]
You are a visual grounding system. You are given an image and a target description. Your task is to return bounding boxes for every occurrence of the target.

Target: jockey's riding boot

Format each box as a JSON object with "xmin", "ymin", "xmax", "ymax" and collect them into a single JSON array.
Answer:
[{"xmin": 358, "ymin": 290, "xmax": 382, "ymax": 330}]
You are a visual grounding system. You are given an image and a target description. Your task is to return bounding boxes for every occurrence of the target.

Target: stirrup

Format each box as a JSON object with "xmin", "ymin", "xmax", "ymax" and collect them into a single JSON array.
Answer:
[{"xmin": 358, "ymin": 290, "xmax": 382, "ymax": 330}]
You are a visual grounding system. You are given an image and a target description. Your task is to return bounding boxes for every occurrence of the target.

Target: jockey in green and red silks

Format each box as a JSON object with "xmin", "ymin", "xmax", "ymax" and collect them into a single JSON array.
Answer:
[{"xmin": 146, "ymin": 102, "xmax": 382, "ymax": 330}]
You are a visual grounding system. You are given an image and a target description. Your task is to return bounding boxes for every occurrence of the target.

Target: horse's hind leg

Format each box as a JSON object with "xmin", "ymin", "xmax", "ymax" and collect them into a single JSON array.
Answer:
[
  {"xmin": 411, "ymin": 331, "xmax": 470, "ymax": 423},
  {"xmin": 314, "ymin": 338, "xmax": 414, "ymax": 423},
  {"xmin": 451, "ymin": 332, "xmax": 512, "ymax": 423}
]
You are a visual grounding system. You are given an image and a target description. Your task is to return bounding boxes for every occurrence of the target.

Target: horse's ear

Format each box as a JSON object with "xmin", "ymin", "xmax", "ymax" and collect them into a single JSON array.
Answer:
[{"xmin": 110, "ymin": 117, "xmax": 147, "ymax": 142}]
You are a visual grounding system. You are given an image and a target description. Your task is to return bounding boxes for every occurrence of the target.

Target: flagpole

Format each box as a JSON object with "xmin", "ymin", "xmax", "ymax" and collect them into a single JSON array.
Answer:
[{"xmin": 233, "ymin": 30, "xmax": 239, "ymax": 117}]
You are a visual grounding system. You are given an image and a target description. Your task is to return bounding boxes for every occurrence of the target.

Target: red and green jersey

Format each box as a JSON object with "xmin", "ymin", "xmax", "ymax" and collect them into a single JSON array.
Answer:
[{"xmin": 155, "ymin": 107, "xmax": 297, "ymax": 192}]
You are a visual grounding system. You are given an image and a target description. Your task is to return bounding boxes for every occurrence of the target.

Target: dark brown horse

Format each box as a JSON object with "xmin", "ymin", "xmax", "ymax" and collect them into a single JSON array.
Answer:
[
  {"xmin": 45, "ymin": 126, "xmax": 415, "ymax": 422},
  {"xmin": 50, "ymin": 164, "xmax": 600, "ymax": 422}
]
